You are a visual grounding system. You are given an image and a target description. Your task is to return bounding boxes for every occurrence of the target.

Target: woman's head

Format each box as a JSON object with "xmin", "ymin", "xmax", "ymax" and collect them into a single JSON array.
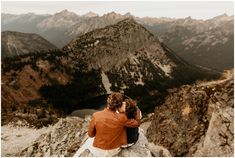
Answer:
[
  {"xmin": 107, "ymin": 93, "xmax": 124, "ymax": 111},
  {"xmin": 125, "ymin": 98, "xmax": 137, "ymax": 119},
  {"xmin": 118, "ymin": 95, "xmax": 134, "ymax": 113}
]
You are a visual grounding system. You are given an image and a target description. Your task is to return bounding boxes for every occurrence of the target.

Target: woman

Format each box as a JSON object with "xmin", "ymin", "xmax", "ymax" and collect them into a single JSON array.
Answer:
[{"xmin": 118, "ymin": 97, "xmax": 141, "ymax": 148}]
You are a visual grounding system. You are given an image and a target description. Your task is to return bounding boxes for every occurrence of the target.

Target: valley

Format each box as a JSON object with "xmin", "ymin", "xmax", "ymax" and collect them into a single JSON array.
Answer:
[{"xmin": 1, "ymin": 18, "xmax": 221, "ymax": 128}]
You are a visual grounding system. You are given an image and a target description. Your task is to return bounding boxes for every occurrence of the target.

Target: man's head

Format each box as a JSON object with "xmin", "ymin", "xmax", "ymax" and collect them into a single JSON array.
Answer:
[{"xmin": 107, "ymin": 93, "xmax": 124, "ymax": 111}]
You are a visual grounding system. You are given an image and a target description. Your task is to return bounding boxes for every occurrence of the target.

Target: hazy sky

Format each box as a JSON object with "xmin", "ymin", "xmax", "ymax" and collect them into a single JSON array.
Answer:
[{"xmin": 2, "ymin": 1, "xmax": 234, "ymax": 19}]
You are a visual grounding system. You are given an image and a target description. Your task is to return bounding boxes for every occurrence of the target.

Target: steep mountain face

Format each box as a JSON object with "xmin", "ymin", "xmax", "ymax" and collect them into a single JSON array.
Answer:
[
  {"xmin": 147, "ymin": 70, "xmax": 234, "ymax": 156},
  {"xmin": 1, "ymin": 31, "xmax": 58, "ymax": 58},
  {"xmin": 1, "ymin": 18, "xmax": 219, "ymax": 127},
  {"xmin": 65, "ymin": 12, "xmax": 126, "ymax": 41},
  {"xmin": 62, "ymin": 18, "xmax": 219, "ymax": 112},
  {"xmin": 83, "ymin": 11, "xmax": 99, "ymax": 17},
  {"xmin": 158, "ymin": 14, "xmax": 234, "ymax": 71},
  {"xmin": 36, "ymin": 10, "xmax": 81, "ymax": 47},
  {"xmin": 2, "ymin": 11, "xmax": 233, "ymax": 71},
  {"xmin": 1, "ymin": 49, "xmax": 71, "ymax": 127}
]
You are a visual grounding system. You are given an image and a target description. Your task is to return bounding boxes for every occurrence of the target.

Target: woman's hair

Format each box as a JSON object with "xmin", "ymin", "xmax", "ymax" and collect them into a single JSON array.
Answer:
[
  {"xmin": 107, "ymin": 93, "xmax": 124, "ymax": 111},
  {"xmin": 125, "ymin": 98, "xmax": 137, "ymax": 119}
]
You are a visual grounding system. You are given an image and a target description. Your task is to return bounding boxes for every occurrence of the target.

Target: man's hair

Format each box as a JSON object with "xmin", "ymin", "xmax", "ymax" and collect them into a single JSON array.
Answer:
[
  {"xmin": 125, "ymin": 98, "xmax": 137, "ymax": 119},
  {"xmin": 107, "ymin": 93, "xmax": 124, "ymax": 111}
]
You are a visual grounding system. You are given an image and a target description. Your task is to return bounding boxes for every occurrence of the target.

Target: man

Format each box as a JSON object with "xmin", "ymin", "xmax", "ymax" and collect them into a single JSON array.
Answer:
[{"xmin": 88, "ymin": 92, "xmax": 141, "ymax": 156}]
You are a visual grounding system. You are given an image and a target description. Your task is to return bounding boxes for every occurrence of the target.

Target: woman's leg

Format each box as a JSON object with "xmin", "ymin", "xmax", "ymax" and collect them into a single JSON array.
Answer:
[
  {"xmin": 73, "ymin": 137, "xmax": 94, "ymax": 157},
  {"xmin": 126, "ymin": 127, "xmax": 139, "ymax": 145}
]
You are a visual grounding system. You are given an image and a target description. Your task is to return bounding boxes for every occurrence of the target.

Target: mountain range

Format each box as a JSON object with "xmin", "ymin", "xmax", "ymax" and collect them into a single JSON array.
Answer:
[
  {"xmin": 2, "ymin": 11, "xmax": 234, "ymax": 71},
  {"xmin": 1, "ymin": 18, "xmax": 220, "ymax": 126},
  {"xmin": 1, "ymin": 31, "xmax": 58, "ymax": 58}
]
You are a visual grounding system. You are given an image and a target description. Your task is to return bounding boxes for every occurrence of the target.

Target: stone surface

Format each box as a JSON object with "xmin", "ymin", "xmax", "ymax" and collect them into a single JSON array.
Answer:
[
  {"xmin": 73, "ymin": 128, "xmax": 171, "ymax": 157},
  {"xmin": 191, "ymin": 104, "xmax": 234, "ymax": 156},
  {"xmin": 118, "ymin": 129, "xmax": 152, "ymax": 157},
  {"xmin": 17, "ymin": 117, "xmax": 88, "ymax": 157},
  {"xmin": 16, "ymin": 116, "xmax": 162, "ymax": 157},
  {"xmin": 14, "ymin": 111, "xmax": 172, "ymax": 157},
  {"xmin": 148, "ymin": 142, "xmax": 172, "ymax": 157},
  {"xmin": 147, "ymin": 70, "xmax": 234, "ymax": 156}
]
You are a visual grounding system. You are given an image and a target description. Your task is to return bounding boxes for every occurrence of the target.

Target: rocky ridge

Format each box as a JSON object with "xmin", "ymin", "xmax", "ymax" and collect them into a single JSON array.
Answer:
[
  {"xmin": 147, "ymin": 70, "xmax": 234, "ymax": 156},
  {"xmin": 10, "ymin": 115, "xmax": 170, "ymax": 157},
  {"xmin": 16, "ymin": 117, "xmax": 88, "ymax": 157}
]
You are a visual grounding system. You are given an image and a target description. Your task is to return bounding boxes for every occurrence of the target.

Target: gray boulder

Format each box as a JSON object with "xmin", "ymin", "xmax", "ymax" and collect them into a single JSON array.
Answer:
[
  {"xmin": 17, "ymin": 117, "xmax": 88, "ymax": 157},
  {"xmin": 191, "ymin": 103, "xmax": 234, "ymax": 156}
]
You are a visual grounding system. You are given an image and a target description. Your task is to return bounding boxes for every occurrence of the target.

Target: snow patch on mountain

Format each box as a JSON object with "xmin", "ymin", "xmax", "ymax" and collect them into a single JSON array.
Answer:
[
  {"xmin": 94, "ymin": 40, "xmax": 99, "ymax": 46},
  {"xmin": 135, "ymin": 72, "xmax": 145, "ymax": 86},
  {"xmin": 155, "ymin": 61, "xmax": 173, "ymax": 77},
  {"xmin": 160, "ymin": 65, "xmax": 172, "ymax": 77},
  {"xmin": 120, "ymin": 84, "xmax": 128, "ymax": 90},
  {"xmin": 101, "ymin": 71, "xmax": 112, "ymax": 94},
  {"xmin": 130, "ymin": 55, "xmax": 140, "ymax": 64}
]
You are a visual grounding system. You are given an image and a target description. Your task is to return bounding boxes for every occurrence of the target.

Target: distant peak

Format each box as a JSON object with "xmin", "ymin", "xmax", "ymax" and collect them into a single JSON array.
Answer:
[
  {"xmin": 60, "ymin": 9, "xmax": 70, "ymax": 14},
  {"xmin": 221, "ymin": 13, "xmax": 228, "ymax": 17},
  {"xmin": 185, "ymin": 16, "xmax": 192, "ymax": 19},
  {"xmin": 103, "ymin": 11, "xmax": 123, "ymax": 18},
  {"xmin": 212, "ymin": 13, "xmax": 233, "ymax": 21},
  {"xmin": 107, "ymin": 11, "xmax": 117, "ymax": 15},
  {"xmin": 62, "ymin": 9, "xmax": 68, "ymax": 12},
  {"xmin": 55, "ymin": 9, "xmax": 78, "ymax": 17},
  {"xmin": 25, "ymin": 12, "xmax": 36, "ymax": 15},
  {"xmin": 119, "ymin": 18, "xmax": 136, "ymax": 23},
  {"xmin": 124, "ymin": 12, "xmax": 133, "ymax": 17},
  {"xmin": 215, "ymin": 13, "xmax": 228, "ymax": 18},
  {"xmin": 111, "ymin": 18, "xmax": 147, "ymax": 31},
  {"xmin": 83, "ymin": 11, "xmax": 99, "ymax": 17}
]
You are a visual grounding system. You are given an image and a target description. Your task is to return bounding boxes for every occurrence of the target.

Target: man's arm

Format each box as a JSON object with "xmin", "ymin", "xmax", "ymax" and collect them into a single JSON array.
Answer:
[
  {"xmin": 118, "ymin": 108, "xmax": 141, "ymax": 128},
  {"xmin": 88, "ymin": 115, "xmax": 96, "ymax": 137},
  {"xmin": 124, "ymin": 119, "xmax": 141, "ymax": 128}
]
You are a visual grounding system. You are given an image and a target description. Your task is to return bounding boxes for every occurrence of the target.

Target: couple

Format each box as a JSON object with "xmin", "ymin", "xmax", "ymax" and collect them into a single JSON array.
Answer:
[{"xmin": 74, "ymin": 92, "xmax": 141, "ymax": 157}]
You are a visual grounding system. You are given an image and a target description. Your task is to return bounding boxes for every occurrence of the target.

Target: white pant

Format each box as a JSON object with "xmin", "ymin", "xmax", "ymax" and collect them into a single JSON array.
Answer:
[{"xmin": 73, "ymin": 137, "xmax": 121, "ymax": 157}]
